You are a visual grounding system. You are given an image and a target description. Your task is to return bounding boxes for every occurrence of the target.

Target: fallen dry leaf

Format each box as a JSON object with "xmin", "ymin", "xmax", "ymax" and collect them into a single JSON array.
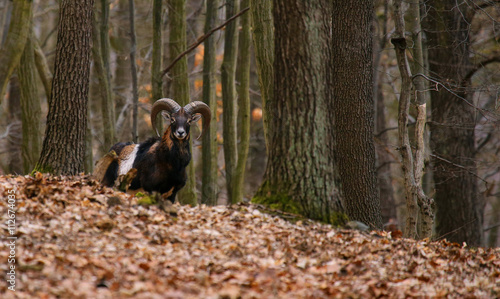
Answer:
[{"xmin": 0, "ymin": 174, "xmax": 498, "ymax": 298}]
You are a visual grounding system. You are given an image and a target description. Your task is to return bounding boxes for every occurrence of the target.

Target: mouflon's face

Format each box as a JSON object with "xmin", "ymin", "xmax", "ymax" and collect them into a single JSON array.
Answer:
[{"xmin": 168, "ymin": 108, "xmax": 201, "ymax": 140}]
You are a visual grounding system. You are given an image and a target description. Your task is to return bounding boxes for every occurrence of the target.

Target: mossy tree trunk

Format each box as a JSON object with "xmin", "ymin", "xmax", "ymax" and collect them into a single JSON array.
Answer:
[
  {"xmin": 18, "ymin": 32, "xmax": 42, "ymax": 174},
  {"xmin": 250, "ymin": 0, "xmax": 272, "ymax": 148},
  {"xmin": 170, "ymin": 0, "xmax": 197, "ymax": 205},
  {"xmin": 424, "ymin": 1, "xmax": 483, "ymax": 246},
  {"xmin": 0, "ymin": 0, "xmax": 32, "ymax": 103},
  {"xmin": 221, "ymin": 0, "xmax": 240, "ymax": 204},
  {"xmin": 254, "ymin": 0, "xmax": 344, "ymax": 224},
  {"xmin": 201, "ymin": 0, "xmax": 220, "ymax": 206},
  {"xmin": 331, "ymin": 0, "xmax": 382, "ymax": 229},
  {"xmin": 35, "ymin": 0, "xmax": 94, "ymax": 175},
  {"xmin": 234, "ymin": 0, "xmax": 251, "ymax": 202}
]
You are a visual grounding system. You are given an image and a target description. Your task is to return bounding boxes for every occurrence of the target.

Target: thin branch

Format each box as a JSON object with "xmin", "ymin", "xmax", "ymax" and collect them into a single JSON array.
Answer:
[
  {"xmin": 412, "ymin": 73, "xmax": 498, "ymax": 120},
  {"xmin": 462, "ymin": 55, "xmax": 500, "ymax": 84},
  {"xmin": 429, "ymin": 152, "xmax": 489, "ymax": 185},
  {"xmin": 161, "ymin": 7, "xmax": 249, "ymax": 78},
  {"xmin": 484, "ymin": 223, "xmax": 500, "ymax": 232}
]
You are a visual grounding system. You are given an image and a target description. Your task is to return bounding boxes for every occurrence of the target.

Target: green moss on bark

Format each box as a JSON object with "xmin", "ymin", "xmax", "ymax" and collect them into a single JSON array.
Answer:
[{"xmin": 252, "ymin": 181, "xmax": 348, "ymax": 226}]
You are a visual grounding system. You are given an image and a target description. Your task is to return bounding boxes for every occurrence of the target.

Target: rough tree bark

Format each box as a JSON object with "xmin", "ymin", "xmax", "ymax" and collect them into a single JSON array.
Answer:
[
  {"xmin": 201, "ymin": 0, "xmax": 219, "ymax": 206},
  {"xmin": 221, "ymin": 0, "xmax": 240, "ymax": 204},
  {"xmin": 254, "ymin": 0, "xmax": 344, "ymax": 224},
  {"xmin": 424, "ymin": 1, "xmax": 483, "ymax": 246},
  {"xmin": 170, "ymin": 0, "xmax": 197, "ymax": 205},
  {"xmin": 331, "ymin": 0, "xmax": 382, "ymax": 229},
  {"xmin": 34, "ymin": 0, "xmax": 94, "ymax": 175}
]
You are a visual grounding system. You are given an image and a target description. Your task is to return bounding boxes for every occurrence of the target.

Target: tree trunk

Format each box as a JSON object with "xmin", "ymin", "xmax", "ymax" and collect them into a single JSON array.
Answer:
[
  {"xmin": 7, "ymin": 75, "xmax": 22, "ymax": 174},
  {"xmin": 151, "ymin": 0, "xmax": 163, "ymax": 133},
  {"xmin": 424, "ymin": 1, "xmax": 483, "ymax": 246},
  {"xmin": 201, "ymin": 0, "xmax": 220, "ymax": 206},
  {"xmin": 254, "ymin": 0, "xmax": 344, "ymax": 224},
  {"xmin": 92, "ymin": 8, "xmax": 115, "ymax": 153},
  {"xmin": 392, "ymin": 0, "xmax": 434, "ymax": 239},
  {"xmin": 112, "ymin": 0, "xmax": 132, "ymax": 140},
  {"xmin": 407, "ymin": 0, "xmax": 434, "ymax": 238},
  {"xmin": 250, "ymin": 0, "xmax": 273, "ymax": 148},
  {"xmin": 0, "ymin": 0, "xmax": 32, "ymax": 103},
  {"xmin": 128, "ymin": 0, "xmax": 139, "ymax": 143},
  {"xmin": 373, "ymin": 1, "xmax": 396, "ymax": 227},
  {"xmin": 33, "ymin": 37, "xmax": 52, "ymax": 100},
  {"xmin": 35, "ymin": 0, "xmax": 94, "ymax": 175},
  {"xmin": 331, "ymin": 0, "xmax": 382, "ymax": 229},
  {"xmin": 221, "ymin": 0, "xmax": 240, "ymax": 204},
  {"xmin": 18, "ymin": 32, "xmax": 42, "ymax": 174},
  {"xmin": 234, "ymin": 0, "xmax": 251, "ymax": 202},
  {"xmin": 99, "ymin": 0, "xmax": 111, "ymax": 81},
  {"xmin": 170, "ymin": 0, "xmax": 197, "ymax": 205},
  {"xmin": 85, "ymin": 96, "xmax": 94, "ymax": 173}
]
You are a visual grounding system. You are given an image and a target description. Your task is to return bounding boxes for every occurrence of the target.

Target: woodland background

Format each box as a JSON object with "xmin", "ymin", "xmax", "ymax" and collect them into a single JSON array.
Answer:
[{"xmin": 0, "ymin": 0, "xmax": 499, "ymax": 249}]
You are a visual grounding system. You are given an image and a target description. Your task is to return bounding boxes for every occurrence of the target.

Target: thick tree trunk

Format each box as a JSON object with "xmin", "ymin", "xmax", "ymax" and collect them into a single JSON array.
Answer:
[
  {"xmin": 254, "ymin": 0, "xmax": 344, "ymax": 224},
  {"xmin": 424, "ymin": 2, "xmax": 483, "ymax": 246},
  {"xmin": 18, "ymin": 32, "xmax": 42, "ymax": 174},
  {"xmin": 235, "ymin": 0, "xmax": 251, "ymax": 202},
  {"xmin": 201, "ymin": 0, "xmax": 219, "ymax": 206},
  {"xmin": 0, "ymin": 0, "xmax": 32, "ymax": 103},
  {"xmin": 35, "ymin": 0, "xmax": 94, "ymax": 175},
  {"xmin": 170, "ymin": 0, "xmax": 197, "ymax": 205},
  {"xmin": 331, "ymin": 0, "xmax": 382, "ymax": 229},
  {"xmin": 221, "ymin": 0, "xmax": 240, "ymax": 204}
]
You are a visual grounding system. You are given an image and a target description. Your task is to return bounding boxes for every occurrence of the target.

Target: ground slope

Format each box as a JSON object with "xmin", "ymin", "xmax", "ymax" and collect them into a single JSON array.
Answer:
[{"xmin": 0, "ymin": 174, "xmax": 499, "ymax": 298}]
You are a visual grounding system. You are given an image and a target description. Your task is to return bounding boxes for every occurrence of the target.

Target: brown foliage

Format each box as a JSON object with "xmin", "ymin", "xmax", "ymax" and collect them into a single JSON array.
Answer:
[{"xmin": 0, "ymin": 175, "xmax": 499, "ymax": 298}]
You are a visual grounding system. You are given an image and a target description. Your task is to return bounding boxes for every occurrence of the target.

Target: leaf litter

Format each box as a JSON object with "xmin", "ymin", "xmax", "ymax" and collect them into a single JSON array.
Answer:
[{"xmin": 0, "ymin": 174, "xmax": 498, "ymax": 298}]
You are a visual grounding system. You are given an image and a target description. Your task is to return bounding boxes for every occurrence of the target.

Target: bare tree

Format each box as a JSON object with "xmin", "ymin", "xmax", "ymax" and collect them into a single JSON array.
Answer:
[
  {"xmin": 201, "ymin": 0, "xmax": 220, "ymax": 206},
  {"xmin": 221, "ymin": 0, "xmax": 240, "ymax": 204}
]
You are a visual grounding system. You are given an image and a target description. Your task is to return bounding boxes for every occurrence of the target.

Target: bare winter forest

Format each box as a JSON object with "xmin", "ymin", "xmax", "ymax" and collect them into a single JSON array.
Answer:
[{"xmin": 0, "ymin": 0, "xmax": 499, "ymax": 297}]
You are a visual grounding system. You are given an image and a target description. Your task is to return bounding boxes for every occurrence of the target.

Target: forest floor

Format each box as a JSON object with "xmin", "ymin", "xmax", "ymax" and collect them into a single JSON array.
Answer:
[{"xmin": 0, "ymin": 174, "xmax": 499, "ymax": 298}]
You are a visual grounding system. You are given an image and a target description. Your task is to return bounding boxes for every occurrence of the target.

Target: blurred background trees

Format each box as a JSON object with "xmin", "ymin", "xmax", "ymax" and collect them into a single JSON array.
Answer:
[{"xmin": 0, "ymin": 0, "xmax": 499, "ymax": 247}]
